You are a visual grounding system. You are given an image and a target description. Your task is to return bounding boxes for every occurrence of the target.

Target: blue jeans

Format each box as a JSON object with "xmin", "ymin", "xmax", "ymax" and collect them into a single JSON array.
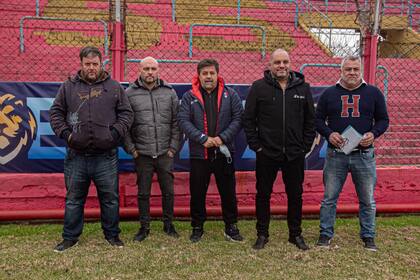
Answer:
[
  {"xmin": 319, "ymin": 147, "xmax": 377, "ymax": 239},
  {"xmin": 62, "ymin": 149, "xmax": 120, "ymax": 241}
]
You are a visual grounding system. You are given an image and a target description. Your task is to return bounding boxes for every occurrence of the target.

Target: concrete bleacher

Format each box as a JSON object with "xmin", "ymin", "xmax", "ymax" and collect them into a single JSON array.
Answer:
[{"xmin": 300, "ymin": 0, "xmax": 420, "ymax": 59}]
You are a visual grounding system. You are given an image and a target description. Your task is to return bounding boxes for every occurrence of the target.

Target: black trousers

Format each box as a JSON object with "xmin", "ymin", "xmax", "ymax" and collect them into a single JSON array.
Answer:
[
  {"xmin": 255, "ymin": 152, "xmax": 304, "ymax": 238},
  {"xmin": 134, "ymin": 154, "xmax": 175, "ymax": 227},
  {"xmin": 189, "ymin": 157, "xmax": 239, "ymax": 228}
]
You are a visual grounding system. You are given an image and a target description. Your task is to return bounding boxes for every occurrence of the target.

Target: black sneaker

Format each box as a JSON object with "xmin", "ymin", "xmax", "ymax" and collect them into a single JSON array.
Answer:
[
  {"xmin": 224, "ymin": 224, "xmax": 244, "ymax": 242},
  {"xmin": 163, "ymin": 223, "xmax": 180, "ymax": 238},
  {"xmin": 106, "ymin": 236, "xmax": 124, "ymax": 248},
  {"xmin": 134, "ymin": 227, "xmax": 150, "ymax": 242},
  {"xmin": 288, "ymin": 235, "xmax": 309, "ymax": 250},
  {"xmin": 190, "ymin": 227, "xmax": 204, "ymax": 243},
  {"xmin": 362, "ymin": 237, "xmax": 378, "ymax": 252},
  {"xmin": 54, "ymin": 239, "xmax": 78, "ymax": 253},
  {"xmin": 252, "ymin": 235, "xmax": 269, "ymax": 250},
  {"xmin": 316, "ymin": 235, "xmax": 332, "ymax": 248}
]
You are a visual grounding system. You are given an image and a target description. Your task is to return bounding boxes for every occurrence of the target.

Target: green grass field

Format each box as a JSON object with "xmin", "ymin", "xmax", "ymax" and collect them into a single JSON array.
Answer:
[{"xmin": 1, "ymin": 216, "xmax": 419, "ymax": 280}]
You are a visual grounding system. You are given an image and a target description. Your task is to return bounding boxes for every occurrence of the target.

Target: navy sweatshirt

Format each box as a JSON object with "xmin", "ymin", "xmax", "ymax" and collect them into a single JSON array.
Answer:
[{"xmin": 315, "ymin": 83, "xmax": 389, "ymax": 148}]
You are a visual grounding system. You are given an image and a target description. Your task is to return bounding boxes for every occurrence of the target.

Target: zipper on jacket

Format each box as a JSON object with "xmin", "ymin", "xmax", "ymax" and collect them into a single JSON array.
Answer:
[
  {"xmin": 282, "ymin": 87, "xmax": 286, "ymax": 154},
  {"xmin": 149, "ymin": 90, "xmax": 159, "ymax": 156},
  {"xmin": 88, "ymin": 86, "xmax": 92, "ymax": 149}
]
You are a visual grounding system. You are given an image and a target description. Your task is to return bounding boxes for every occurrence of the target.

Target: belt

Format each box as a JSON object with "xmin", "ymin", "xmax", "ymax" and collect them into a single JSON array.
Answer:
[
  {"xmin": 334, "ymin": 148, "xmax": 369, "ymax": 155},
  {"xmin": 69, "ymin": 148, "xmax": 117, "ymax": 157}
]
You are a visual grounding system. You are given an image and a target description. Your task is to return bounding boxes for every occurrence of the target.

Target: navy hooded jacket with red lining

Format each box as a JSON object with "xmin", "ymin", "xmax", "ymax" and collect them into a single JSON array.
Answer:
[{"xmin": 177, "ymin": 76, "xmax": 243, "ymax": 159}]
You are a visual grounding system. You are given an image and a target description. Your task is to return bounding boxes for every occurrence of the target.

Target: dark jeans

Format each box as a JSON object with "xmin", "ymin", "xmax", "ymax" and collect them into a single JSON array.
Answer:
[
  {"xmin": 134, "ymin": 154, "xmax": 175, "ymax": 227},
  {"xmin": 255, "ymin": 152, "xmax": 304, "ymax": 238},
  {"xmin": 62, "ymin": 149, "xmax": 120, "ymax": 241},
  {"xmin": 190, "ymin": 157, "xmax": 239, "ymax": 228}
]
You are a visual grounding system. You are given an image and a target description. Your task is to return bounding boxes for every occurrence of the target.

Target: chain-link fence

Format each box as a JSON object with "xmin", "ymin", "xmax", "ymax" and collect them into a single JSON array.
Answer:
[
  {"xmin": 0, "ymin": 0, "xmax": 110, "ymax": 82},
  {"xmin": 0, "ymin": 0, "xmax": 419, "ymax": 165}
]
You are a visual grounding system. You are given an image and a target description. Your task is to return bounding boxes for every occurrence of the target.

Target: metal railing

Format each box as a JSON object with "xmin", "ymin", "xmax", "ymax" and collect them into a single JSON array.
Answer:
[
  {"xmin": 19, "ymin": 16, "xmax": 109, "ymax": 55},
  {"xmin": 383, "ymin": 0, "xmax": 410, "ymax": 16},
  {"xmin": 188, "ymin": 23, "xmax": 267, "ymax": 58},
  {"xmin": 376, "ymin": 65, "xmax": 389, "ymax": 101},
  {"xmin": 171, "ymin": 0, "xmax": 176, "ymax": 22},
  {"xmin": 299, "ymin": 63, "xmax": 389, "ymax": 99},
  {"xmin": 320, "ymin": 0, "xmax": 410, "ymax": 15},
  {"xmin": 171, "ymin": 0, "xmax": 298, "ymax": 27},
  {"xmin": 36, "ymin": 0, "xmax": 40, "ymax": 16},
  {"xmin": 300, "ymin": 0, "xmax": 333, "ymax": 49},
  {"xmin": 408, "ymin": 2, "xmax": 420, "ymax": 30},
  {"xmin": 102, "ymin": 58, "xmax": 200, "ymax": 67},
  {"xmin": 268, "ymin": 0, "xmax": 299, "ymax": 28},
  {"xmin": 321, "ymin": 0, "xmax": 353, "ymax": 14}
]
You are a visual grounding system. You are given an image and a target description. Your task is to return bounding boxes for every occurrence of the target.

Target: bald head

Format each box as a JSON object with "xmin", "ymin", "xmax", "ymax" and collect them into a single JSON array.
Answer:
[
  {"xmin": 269, "ymin": 48, "xmax": 291, "ymax": 82},
  {"xmin": 270, "ymin": 49, "xmax": 289, "ymax": 62},
  {"xmin": 139, "ymin": 56, "xmax": 159, "ymax": 89},
  {"xmin": 141, "ymin": 56, "xmax": 159, "ymax": 67}
]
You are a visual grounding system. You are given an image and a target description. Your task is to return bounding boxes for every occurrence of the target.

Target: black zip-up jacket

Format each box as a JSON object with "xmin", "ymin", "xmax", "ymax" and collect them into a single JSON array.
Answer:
[
  {"xmin": 50, "ymin": 71, "xmax": 133, "ymax": 153},
  {"xmin": 243, "ymin": 70, "xmax": 315, "ymax": 161}
]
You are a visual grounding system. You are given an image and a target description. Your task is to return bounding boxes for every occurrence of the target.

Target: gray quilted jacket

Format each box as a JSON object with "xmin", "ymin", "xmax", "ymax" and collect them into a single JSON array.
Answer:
[{"xmin": 123, "ymin": 78, "xmax": 181, "ymax": 157}]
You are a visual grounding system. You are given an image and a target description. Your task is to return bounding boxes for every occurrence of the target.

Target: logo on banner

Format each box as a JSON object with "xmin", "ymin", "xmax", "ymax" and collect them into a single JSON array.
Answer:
[{"xmin": 0, "ymin": 94, "xmax": 37, "ymax": 164}]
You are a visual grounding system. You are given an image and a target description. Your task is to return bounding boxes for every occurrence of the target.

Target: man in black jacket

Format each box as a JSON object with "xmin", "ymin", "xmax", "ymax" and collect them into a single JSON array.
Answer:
[
  {"xmin": 243, "ymin": 49, "xmax": 315, "ymax": 250},
  {"xmin": 50, "ymin": 46, "xmax": 133, "ymax": 252}
]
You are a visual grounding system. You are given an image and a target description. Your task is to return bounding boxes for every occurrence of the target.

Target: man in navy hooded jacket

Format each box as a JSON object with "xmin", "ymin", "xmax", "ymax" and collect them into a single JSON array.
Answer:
[{"xmin": 178, "ymin": 59, "xmax": 244, "ymax": 243}]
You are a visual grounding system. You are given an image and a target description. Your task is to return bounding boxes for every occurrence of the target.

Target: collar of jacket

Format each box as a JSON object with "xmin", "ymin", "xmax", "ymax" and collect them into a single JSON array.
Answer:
[
  {"xmin": 263, "ymin": 69, "xmax": 304, "ymax": 89},
  {"xmin": 132, "ymin": 78, "xmax": 173, "ymax": 90},
  {"xmin": 71, "ymin": 70, "xmax": 109, "ymax": 85},
  {"xmin": 191, "ymin": 75, "xmax": 224, "ymax": 112}
]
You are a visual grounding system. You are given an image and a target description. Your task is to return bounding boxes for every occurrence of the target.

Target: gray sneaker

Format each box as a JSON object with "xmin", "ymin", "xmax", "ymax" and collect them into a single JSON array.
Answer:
[
  {"xmin": 316, "ymin": 235, "xmax": 332, "ymax": 248},
  {"xmin": 362, "ymin": 237, "xmax": 378, "ymax": 252}
]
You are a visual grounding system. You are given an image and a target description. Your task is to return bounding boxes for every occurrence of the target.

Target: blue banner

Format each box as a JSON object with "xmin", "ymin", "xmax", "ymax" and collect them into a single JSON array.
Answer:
[{"xmin": 0, "ymin": 82, "xmax": 327, "ymax": 172}]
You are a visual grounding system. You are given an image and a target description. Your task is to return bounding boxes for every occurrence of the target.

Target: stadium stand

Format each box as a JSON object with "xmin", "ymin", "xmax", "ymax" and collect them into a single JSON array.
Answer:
[
  {"xmin": 0, "ymin": 0, "xmax": 420, "ymax": 219},
  {"xmin": 0, "ymin": 0, "xmax": 419, "ymax": 166}
]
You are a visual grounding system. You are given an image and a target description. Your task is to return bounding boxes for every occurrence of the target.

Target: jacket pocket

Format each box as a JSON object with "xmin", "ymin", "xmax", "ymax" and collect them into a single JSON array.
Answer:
[
  {"xmin": 68, "ymin": 124, "xmax": 88, "ymax": 150},
  {"xmin": 92, "ymin": 122, "xmax": 116, "ymax": 150}
]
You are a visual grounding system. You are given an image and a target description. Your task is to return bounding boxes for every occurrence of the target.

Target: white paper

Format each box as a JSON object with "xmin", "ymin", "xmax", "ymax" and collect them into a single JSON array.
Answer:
[{"xmin": 340, "ymin": 125, "xmax": 363, "ymax": 155}]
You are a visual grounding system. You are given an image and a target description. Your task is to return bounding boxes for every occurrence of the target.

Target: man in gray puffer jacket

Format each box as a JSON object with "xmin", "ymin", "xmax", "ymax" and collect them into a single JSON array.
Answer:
[{"xmin": 124, "ymin": 57, "xmax": 181, "ymax": 242}]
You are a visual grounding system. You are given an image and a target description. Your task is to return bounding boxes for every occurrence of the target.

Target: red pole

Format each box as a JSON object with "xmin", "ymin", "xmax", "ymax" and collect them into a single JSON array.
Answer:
[
  {"xmin": 2, "ymin": 204, "xmax": 420, "ymax": 221},
  {"xmin": 363, "ymin": 34, "xmax": 379, "ymax": 84},
  {"xmin": 368, "ymin": 34, "xmax": 379, "ymax": 84},
  {"xmin": 110, "ymin": 21, "xmax": 125, "ymax": 82}
]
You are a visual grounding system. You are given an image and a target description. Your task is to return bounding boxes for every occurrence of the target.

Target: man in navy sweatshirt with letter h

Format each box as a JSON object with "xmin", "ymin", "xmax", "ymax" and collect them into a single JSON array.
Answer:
[{"xmin": 315, "ymin": 55, "xmax": 389, "ymax": 252}]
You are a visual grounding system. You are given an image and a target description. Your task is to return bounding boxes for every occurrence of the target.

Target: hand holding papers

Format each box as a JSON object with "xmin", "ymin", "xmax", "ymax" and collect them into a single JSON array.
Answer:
[{"xmin": 339, "ymin": 125, "xmax": 363, "ymax": 155}]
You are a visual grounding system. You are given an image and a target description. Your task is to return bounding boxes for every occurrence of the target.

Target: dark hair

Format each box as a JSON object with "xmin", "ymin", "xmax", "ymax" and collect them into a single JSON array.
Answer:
[
  {"xmin": 197, "ymin": 59, "xmax": 219, "ymax": 74},
  {"xmin": 79, "ymin": 46, "xmax": 102, "ymax": 62}
]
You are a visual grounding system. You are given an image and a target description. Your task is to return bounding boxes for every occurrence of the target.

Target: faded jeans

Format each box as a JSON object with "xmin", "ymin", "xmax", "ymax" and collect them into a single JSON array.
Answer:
[{"xmin": 319, "ymin": 147, "xmax": 377, "ymax": 239}]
